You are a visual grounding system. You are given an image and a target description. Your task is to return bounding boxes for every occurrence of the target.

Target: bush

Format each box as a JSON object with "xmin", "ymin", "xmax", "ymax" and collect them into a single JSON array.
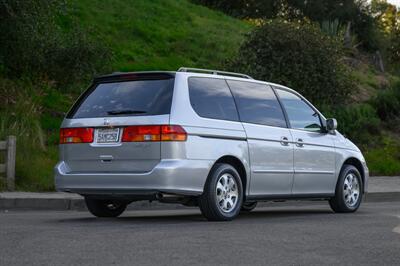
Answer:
[
  {"xmin": 0, "ymin": 77, "xmax": 65, "ymax": 191},
  {"xmin": 193, "ymin": 0, "xmax": 380, "ymax": 52},
  {"xmin": 371, "ymin": 81, "xmax": 400, "ymax": 122},
  {"xmin": 388, "ymin": 32, "xmax": 400, "ymax": 73},
  {"xmin": 365, "ymin": 137, "xmax": 400, "ymax": 176},
  {"xmin": 0, "ymin": 0, "xmax": 112, "ymax": 87},
  {"xmin": 229, "ymin": 20, "xmax": 354, "ymax": 107},
  {"xmin": 322, "ymin": 103, "xmax": 381, "ymax": 146}
]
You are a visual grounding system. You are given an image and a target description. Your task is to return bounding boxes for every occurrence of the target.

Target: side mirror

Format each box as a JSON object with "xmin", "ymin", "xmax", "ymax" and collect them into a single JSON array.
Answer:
[{"xmin": 326, "ymin": 118, "xmax": 337, "ymax": 132}]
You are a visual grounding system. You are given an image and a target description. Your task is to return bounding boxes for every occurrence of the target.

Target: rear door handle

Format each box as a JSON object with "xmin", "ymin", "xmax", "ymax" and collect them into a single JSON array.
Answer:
[
  {"xmin": 280, "ymin": 136, "xmax": 290, "ymax": 146},
  {"xmin": 296, "ymin": 138, "xmax": 304, "ymax": 147}
]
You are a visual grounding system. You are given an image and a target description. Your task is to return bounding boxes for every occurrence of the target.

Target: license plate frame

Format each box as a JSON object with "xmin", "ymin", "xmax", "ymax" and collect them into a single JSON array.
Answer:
[{"xmin": 95, "ymin": 128, "xmax": 120, "ymax": 143}]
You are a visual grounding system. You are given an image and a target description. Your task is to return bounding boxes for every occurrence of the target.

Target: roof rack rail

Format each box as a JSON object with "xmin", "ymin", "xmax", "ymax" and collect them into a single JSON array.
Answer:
[{"xmin": 177, "ymin": 67, "xmax": 253, "ymax": 79}]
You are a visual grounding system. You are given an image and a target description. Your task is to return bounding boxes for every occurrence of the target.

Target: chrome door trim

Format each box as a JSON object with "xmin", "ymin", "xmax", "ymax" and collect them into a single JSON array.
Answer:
[
  {"xmin": 253, "ymin": 170, "xmax": 334, "ymax": 175},
  {"xmin": 294, "ymin": 170, "xmax": 335, "ymax": 175},
  {"xmin": 195, "ymin": 134, "xmax": 247, "ymax": 141},
  {"xmin": 252, "ymin": 170, "xmax": 294, "ymax": 174}
]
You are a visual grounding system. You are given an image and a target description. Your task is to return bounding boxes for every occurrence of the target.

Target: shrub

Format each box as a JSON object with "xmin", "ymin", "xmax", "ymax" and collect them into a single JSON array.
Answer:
[
  {"xmin": 365, "ymin": 137, "xmax": 400, "ymax": 176},
  {"xmin": 322, "ymin": 103, "xmax": 381, "ymax": 146},
  {"xmin": 0, "ymin": 78, "xmax": 45, "ymax": 149},
  {"xmin": 193, "ymin": 0, "xmax": 380, "ymax": 52},
  {"xmin": 371, "ymin": 81, "xmax": 400, "ymax": 122},
  {"xmin": 0, "ymin": 0, "xmax": 112, "ymax": 87},
  {"xmin": 229, "ymin": 20, "xmax": 354, "ymax": 107},
  {"xmin": 388, "ymin": 32, "xmax": 400, "ymax": 73},
  {"xmin": 0, "ymin": 77, "xmax": 62, "ymax": 191}
]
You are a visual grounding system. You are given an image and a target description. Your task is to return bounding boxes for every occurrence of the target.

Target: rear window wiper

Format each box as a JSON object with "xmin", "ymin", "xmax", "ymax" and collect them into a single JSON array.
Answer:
[{"xmin": 107, "ymin": 109, "xmax": 147, "ymax": 115}]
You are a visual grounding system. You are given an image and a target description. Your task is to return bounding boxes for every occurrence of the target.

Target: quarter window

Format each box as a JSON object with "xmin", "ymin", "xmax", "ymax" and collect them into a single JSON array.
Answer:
[
  {"xmin": 275, "ymin": 88, "xmax": 322, "ymax": 132},
  {"xmin": 227, "ymin": 80, "xmax": 287, "ymax": 127},
  {"xmin": 188, "ymin": 77, "xmax": 239, "ymax": 121}
]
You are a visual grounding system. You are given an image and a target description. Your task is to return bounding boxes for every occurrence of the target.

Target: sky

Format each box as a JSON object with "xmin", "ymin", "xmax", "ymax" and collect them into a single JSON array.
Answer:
[{"xmin": 387, "ymin": 0, "xmax": 400, "ymax": 7}]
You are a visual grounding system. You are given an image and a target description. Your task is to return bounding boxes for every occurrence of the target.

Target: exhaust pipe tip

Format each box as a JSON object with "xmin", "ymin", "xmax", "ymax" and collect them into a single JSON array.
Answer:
[{"xmin": 155, "ymin": 193, "xmax": 163, "ymax": 200}]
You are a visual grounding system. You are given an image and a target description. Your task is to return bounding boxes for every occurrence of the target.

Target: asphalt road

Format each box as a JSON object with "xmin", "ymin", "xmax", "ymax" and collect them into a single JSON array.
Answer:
[{"xmin": 1, "ymin": 201, "xmax": 399, "ymax": 266}]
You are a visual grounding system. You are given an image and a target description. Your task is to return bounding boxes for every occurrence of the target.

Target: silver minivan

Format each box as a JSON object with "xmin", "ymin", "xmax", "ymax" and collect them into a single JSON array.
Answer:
[{"xmin": 55, "ymin": 68, "xmax": 369, "ymax": 221}]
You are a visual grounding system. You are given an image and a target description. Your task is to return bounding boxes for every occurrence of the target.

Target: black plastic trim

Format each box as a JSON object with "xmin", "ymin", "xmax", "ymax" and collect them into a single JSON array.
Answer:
[
  {"xmin": 94, "ymin": 71, "xmax": 175, "ymax": 83},
  {"xmin": 246, "ymin": 193, "xmax": 335, "ymax": 201},
  {"xmin": 62, "ymin": 188, "xmax": 202, "ymax": 198}
]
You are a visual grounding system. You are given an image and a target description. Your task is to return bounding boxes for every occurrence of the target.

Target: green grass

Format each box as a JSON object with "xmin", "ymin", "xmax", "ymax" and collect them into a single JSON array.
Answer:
[
  {"xmin": 351, "ymin": 62, "xmax": 400, "ymax": 102},
  {"xmin": 0, "ymin": 78, "xmax": 68, "ymax": 191},
  {"xmin": 65, "ymin": 0, "xmax": 252, "ymax": 71},
  {"xmin": 14, "ymin": 143, "xmax": 59, "ymax": 191},
  {"xmin": 352, "ymin": 68, "xmax": 381, "ymax": 91},
  {"xmin": 365, "ymin": 137, "xmax": 400, "ymax": 176}
]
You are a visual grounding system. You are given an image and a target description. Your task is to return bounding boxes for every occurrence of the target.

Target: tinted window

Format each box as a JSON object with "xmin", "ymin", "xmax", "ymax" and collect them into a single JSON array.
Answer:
[
  {"xmin": 188, "ymin": 77, "xmax": 239, "ymax": 121},
  {"xmin": 70, "ymin": 79, "xmax": 174, "ymax": 118},
  {"xmin": 276, "ymin": 89, "xmax": 322, "ymax": 132},
  {"xmin": 227, "ymin": 80, "xmax": 287, "ymax": 127}
]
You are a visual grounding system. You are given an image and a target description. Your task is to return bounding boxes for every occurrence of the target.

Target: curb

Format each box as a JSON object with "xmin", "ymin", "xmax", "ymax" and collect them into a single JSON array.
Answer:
[
  {"xmin": 364, "ymin": 192, "xmax": 400, "ymax": 203},
  {"xmin": 1, "ymin": 191, "xmax": 399, "ymax": 211}
]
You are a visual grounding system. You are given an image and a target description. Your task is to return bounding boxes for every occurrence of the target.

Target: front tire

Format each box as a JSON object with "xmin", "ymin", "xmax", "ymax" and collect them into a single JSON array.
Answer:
[
  {"xmin": 85, "ymin": 198, "xmax": 127, "ymax": 217},
  {"xmin": 199, "ymin": 163, "xmax": 243, "ymax": 221},
  {"xmin": 329, "ymin": 165, "xmax": 363, "ymax": 213}
]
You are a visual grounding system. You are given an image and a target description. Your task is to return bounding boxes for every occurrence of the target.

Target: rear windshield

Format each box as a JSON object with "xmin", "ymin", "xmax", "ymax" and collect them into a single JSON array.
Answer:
[{"xmin": 68, "ymin": 78, "xmax": 174, "ymax": 119}]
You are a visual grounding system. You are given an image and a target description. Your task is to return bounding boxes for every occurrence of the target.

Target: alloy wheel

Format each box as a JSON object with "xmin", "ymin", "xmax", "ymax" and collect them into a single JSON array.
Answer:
[
  {"xmin": 216, "ymin": 173, "xmax": 239, "ymax": 213},
  {"xmin": 343, "ymin": 173, "xmax": 360, "ymax": 208}
]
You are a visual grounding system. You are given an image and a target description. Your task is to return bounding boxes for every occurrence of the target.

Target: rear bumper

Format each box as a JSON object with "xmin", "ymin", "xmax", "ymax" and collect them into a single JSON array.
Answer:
[{"xmin": 54, "ymin": 159, "xmax": 213, "ymax": 196}]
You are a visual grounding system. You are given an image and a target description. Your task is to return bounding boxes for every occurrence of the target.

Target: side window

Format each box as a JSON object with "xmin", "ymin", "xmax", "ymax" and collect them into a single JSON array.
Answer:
[
  {"xmin": 227, "ymin": 80, "xmax": 287, "ymax": 127},
  {"xmin": 188, "ymin": 77, "xmax": 239, "ymax": 121},
  {"xmin": 275, "ymin": 88, "xmax": 322, "ymax": 132}
]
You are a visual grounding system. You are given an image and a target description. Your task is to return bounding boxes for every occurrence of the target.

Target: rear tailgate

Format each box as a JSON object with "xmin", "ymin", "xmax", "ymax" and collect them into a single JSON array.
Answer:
[{"xmin": 60, "ymin": 73, "xmax": 175, "ymax": 174}]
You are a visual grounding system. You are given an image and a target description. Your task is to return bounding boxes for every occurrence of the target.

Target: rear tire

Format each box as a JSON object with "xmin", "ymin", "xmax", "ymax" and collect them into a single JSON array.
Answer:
[
  {"xmin": 199, "ymin": 163, "xmax": 243, "ymax": 221},
  {"xmin": 329, "ymin": 165, "xmax": 363, "ymax": 213},
  {"xmin": 85, "ymin": 197, "xmax": 127, "ymax": 217}
]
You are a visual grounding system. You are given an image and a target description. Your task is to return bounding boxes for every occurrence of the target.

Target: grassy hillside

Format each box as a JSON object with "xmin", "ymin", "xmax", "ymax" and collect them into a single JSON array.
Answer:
[
  {"xmin": 0, "ymin": 0, "xmax": 252, "ymax": 191},
  {"xmin": 65, "ymin": 0, "xmax": 252, "ymax": 71},
  {"xmin": 347, "ymin": 59, "xmax": 400, "ymax": 176}
]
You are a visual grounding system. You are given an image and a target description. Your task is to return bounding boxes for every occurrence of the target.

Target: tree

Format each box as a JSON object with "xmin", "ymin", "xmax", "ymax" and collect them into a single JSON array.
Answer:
[
  {"xmin": 193, "ymin": 0, "xmax": 380, "ymax": 50},
  {"xmin": 371, "ymin": 0, "xmax": 398, "ymax": 34},
  {"xmin": 0, "ymin": 0, "xmax": 111, "ymax": 86},
  {"xmin": 371, "ymin": 0, "xmax": 400, "ymax": 67},
  {"xmin": 228, "ymin": 20, "xmax": 354, "ymax": 106}
]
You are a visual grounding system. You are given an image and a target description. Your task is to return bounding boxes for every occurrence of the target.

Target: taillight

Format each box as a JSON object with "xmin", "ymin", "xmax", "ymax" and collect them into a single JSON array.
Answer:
[
  {"xmin": 161, "ymin": 125, "xmax": 187, "ymax": 141},
  {"xmin": 60, "ymin": 128, "xmax": 94, "ymax": 144},
  {"xmin": 122, "ymin": 125, "xmax": 161, "ymax": 142},
  {"xmin": 122, "ymin": 125, "xmax": 187, "ymax": 142}
]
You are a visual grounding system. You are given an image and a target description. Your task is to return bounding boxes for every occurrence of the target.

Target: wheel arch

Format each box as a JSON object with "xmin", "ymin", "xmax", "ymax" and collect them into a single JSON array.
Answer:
[
  {"xmin": 342, "ymin": 157, "xmax": 365, "ymax": 193},
  {"xmin": 213, "ymin": 155, "xmax": 249, "ymax": 199}
]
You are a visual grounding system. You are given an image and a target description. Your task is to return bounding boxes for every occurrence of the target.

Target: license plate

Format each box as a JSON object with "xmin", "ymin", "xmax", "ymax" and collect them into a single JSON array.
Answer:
[{"xmin": 96, "ymin": 128, "xmax": 120, "ymax": 143}]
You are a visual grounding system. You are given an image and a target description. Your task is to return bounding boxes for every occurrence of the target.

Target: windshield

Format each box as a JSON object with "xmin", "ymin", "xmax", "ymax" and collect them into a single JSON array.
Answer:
[{"xmin": 68, "ymin": 78, "xmax": 175, "ymax": 119}]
